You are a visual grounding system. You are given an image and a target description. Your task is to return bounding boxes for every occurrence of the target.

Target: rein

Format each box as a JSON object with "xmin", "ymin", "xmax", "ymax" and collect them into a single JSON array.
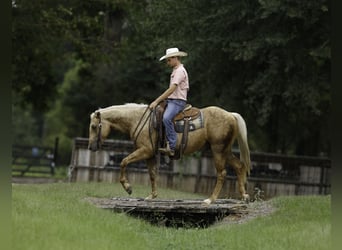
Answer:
[{"xmin": 132, "ymin": 107, "xmax": 154, "ymax": 149}]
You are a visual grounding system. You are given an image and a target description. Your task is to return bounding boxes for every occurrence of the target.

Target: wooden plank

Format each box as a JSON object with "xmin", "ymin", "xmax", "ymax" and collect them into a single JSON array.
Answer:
[
  {"xmin": 86, "ymin": 197, "xmax": 248, "ymax": 228},
  {"xmin": 88, "ymin": 197, "xmax": 246, "ymax": 209}
]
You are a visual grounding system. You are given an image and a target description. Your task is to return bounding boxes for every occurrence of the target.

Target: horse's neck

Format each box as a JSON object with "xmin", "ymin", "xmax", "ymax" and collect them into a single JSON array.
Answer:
[{"xmin": 101, "ymin": 106, "xmax": 145, "ymax": 135}]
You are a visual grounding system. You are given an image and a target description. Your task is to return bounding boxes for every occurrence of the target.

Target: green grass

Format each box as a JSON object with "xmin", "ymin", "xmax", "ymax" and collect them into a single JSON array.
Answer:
[
  {"xmin": 12, "ymin": 182, "xmax": 331, "ymax": 250},
  {"xmin": 12, "ymin": 165, "xmax": 68, "ymax": 179}
]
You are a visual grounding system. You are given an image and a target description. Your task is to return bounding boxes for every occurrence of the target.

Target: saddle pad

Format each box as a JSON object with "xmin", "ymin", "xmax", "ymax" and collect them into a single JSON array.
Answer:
[{"xmin": 174, "ymin": 111, "xmax": 204, "ymax": 133}]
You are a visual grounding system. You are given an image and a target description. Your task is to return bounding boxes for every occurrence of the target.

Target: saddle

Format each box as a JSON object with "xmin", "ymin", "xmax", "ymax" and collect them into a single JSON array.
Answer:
[
  {"xmin": 153, "ymin": 101, "xmax": 202, "ymax": 159},
  {"xmin": 174, "ymin": 104, "xmax": 201, "ymax": 121}
]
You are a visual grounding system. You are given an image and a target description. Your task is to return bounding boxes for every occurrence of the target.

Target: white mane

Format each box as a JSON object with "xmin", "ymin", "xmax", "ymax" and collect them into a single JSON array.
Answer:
[
  {"xmin": 91, "ymin": 103, "xmax": 148, "ymax": 118},
  {"xmin": 123, "ymin": 103, "xmax": 148, "ymax": 108}
]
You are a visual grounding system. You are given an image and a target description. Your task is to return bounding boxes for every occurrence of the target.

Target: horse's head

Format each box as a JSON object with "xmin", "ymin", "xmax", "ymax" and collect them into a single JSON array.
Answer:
[{"xmin": 88, "ymin": 111, "xmax": 110, "ymax": 151}]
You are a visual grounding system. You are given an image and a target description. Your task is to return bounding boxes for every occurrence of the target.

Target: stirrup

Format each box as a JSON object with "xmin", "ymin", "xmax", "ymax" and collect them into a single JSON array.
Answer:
[
  {"xmin": 158, "ymin": 142, "xmax": 175, "ymax": 157},
  {"xmin": 158, "ymin": 147, "xmax": 175, "ymax": 157}
]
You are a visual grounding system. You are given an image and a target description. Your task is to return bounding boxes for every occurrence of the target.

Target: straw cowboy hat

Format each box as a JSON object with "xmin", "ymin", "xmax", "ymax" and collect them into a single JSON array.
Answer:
[{"xmin": 159, "ymin": 48, "xmax": 188, "ymax": 61}]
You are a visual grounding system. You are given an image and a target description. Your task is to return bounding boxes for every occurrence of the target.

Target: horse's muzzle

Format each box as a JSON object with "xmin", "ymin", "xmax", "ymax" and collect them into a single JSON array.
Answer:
[{"xmin": 88, "ymin": 141, "xmax": 99, "ymax": 152}]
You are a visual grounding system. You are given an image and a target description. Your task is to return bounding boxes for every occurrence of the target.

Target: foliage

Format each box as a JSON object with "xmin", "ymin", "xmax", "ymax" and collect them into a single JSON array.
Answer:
[
  {"xmin": 13, "ymin": 0, "xmax": 70, "ymax": 112},
  {"xmin": 136, "ymin": 0, "xmax": 330, "ymax": 154},
  {"xmin": 12, "ymin": 97, "xmax": 40, "ymax": 146},
  {"xmin": 12, "ymin": 183, "xmax": 331, "ymax": 250},
  {"xmin": 12, "ymin": 0, "xmax": 331, "ymax": 161}
]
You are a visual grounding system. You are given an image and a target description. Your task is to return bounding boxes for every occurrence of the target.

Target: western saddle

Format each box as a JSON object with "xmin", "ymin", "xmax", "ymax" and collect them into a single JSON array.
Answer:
[{"xmin": 153, "ymin": 101, "xmax": 200, "ymax": 159}]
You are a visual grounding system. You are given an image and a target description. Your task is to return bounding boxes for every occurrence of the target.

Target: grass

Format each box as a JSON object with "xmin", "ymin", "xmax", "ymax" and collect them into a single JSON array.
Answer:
[
  {"xmin": 12, "ymin": 182, "xmax": 331, "ymax": 250},
  {"xmin": 12, "ymin": 165, "xmax": 69, "ymax": 179}
]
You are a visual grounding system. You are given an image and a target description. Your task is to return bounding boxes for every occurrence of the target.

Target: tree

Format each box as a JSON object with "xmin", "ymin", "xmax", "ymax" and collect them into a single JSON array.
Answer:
[
  {"xmin": 135, "ymin": 0, "xmax": 331, "ymax": 155},
  {"xmin": 12, "ymin": 0, "xmax": 109, "ymax": 138},
  {"xmin": 12, "ymin": 0, "xmax": 330, "ymax": 158}
]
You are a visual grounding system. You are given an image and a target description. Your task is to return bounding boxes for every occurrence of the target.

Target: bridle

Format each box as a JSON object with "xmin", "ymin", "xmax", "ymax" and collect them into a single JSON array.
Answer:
[
  {"xmin": 94, "ymin": 107, "xmax": 155, "ymax": 152},
  {"xmin": 96, "ymin": 112, "xmax": 102, "ymax": 149}
]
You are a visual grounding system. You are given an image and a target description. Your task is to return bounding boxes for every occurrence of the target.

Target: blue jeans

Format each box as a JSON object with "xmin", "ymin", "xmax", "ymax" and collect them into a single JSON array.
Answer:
[{"xmin": 163, "ymin": 99, "xmax": 186, "ymax": 150}]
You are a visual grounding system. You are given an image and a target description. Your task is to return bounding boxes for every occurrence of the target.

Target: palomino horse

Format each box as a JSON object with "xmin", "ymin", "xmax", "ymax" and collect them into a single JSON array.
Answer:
[{"xmin": 88, "ymin": 103, "xmax": 251, "ymax": 204}]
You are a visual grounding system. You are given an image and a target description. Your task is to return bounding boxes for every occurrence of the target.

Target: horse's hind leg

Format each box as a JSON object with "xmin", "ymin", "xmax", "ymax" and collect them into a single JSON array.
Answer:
[
  {"xmin": 203, "ymin": 152, "xmax": 227, "ymax": 205},
  {"xmin": 145, "ymin": 157, "xmax": 158, "ymax": 200},
  {"xmin": 227, "ymin": 154, "xmax": 249, "ymax": 201}
]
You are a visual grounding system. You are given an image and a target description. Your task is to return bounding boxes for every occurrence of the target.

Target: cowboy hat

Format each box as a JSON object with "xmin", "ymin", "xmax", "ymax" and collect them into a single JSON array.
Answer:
[{"xmin": 159, "ymin": 48, "xmax": 188, "ymax": 61}]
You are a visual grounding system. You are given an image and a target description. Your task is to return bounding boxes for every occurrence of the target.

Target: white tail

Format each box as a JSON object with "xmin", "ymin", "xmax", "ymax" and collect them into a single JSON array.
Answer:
[{"xmin": 231, "ymin": 112, "xmax": 251, "ymax": 175}]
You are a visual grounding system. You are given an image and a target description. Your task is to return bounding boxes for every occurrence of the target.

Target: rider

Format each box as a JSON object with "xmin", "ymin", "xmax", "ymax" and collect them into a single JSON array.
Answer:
[{"xmin": 149, "ymin": 48, "xmax": 189, "ymax": 157}]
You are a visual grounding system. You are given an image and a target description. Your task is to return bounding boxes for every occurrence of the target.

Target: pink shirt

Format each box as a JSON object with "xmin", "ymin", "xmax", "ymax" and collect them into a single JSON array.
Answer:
[{"xmin": 168, "ymin": 64, "xmax": 189, "ymax": 101}]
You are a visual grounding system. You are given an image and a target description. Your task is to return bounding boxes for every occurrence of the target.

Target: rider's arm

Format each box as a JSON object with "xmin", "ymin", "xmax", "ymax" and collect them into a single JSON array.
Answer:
[{"xmin": 149, "ymin": 84, "xmax": 177, "ymax": 109}]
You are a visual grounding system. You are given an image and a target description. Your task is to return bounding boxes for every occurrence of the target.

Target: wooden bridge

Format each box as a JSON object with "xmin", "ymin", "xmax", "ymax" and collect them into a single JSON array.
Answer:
[{"xmin": 86, "ymin": 197, "xmax": 248, "ymax": 228}]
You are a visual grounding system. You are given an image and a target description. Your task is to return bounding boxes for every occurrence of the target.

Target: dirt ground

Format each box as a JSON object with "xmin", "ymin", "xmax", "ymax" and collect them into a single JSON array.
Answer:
[{"xmin": 216, "ymin": 200, "xmax": 276, "ymax": 226}]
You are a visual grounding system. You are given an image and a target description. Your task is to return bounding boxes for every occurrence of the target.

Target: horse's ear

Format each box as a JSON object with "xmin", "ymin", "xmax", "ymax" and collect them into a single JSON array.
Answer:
[{"xmin": 95, "ymin": 111, "xmax": 101, "ymax": 119}]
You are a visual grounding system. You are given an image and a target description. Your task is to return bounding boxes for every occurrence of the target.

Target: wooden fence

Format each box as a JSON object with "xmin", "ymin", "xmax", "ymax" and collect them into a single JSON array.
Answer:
[
  {"xmin": 69, "ymin": 138, "xmax": 331, "ymax": 199},
  {"xmin": 12, "ymin": 138, "xmax": 59, "ymax": 176}
]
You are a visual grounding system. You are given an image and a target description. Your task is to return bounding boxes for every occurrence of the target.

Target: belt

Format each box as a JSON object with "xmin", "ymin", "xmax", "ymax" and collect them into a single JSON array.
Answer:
[{"xmin": 167, "ymin": 98, "xmax": 187, "ymax": 102}]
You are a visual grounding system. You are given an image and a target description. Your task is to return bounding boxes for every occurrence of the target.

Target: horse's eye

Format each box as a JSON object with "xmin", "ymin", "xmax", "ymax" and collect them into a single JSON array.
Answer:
[{"xmin": 91, "ymin": 124, "xmax": 97, "ymax": 130}]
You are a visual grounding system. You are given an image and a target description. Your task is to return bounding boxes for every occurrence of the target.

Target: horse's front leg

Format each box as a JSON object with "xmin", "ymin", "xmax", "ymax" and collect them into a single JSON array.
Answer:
[
  {"xmin": 145, "ymin": 157, "xmax": 158, "ymax": 200},
  {"xmin": 119, "ymin": 148, "xmax": 149, "ymax": 195}
]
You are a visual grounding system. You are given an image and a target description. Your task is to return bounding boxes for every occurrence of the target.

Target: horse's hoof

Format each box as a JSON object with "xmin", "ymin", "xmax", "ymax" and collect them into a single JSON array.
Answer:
[
  {"xmin": 145, "ymin": 192, "xmax": 158, "ymax": 200},
  {"xmin": 121, "ymin": 182, "xmax": 132, "ymax": 195},
  {"xmin": 203, "ymin": 198, "xmax": 212, "ymax": 205},
  {"xmin": 126, "ymin": 186, "xmax": 132, "ymax": 195},
  {"xmin": 147, "ymin": 191, "xmax": 158, "ymax": 200},
  {"xmin": 242, "ymin": 194, "xmax": 250, "ymax": 203}
]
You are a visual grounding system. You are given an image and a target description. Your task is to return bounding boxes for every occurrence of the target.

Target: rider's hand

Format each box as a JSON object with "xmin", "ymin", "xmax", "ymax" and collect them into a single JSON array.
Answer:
[{"xmin": 149, "ymin": 101, "xmax": 158, "ymax": 110}]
